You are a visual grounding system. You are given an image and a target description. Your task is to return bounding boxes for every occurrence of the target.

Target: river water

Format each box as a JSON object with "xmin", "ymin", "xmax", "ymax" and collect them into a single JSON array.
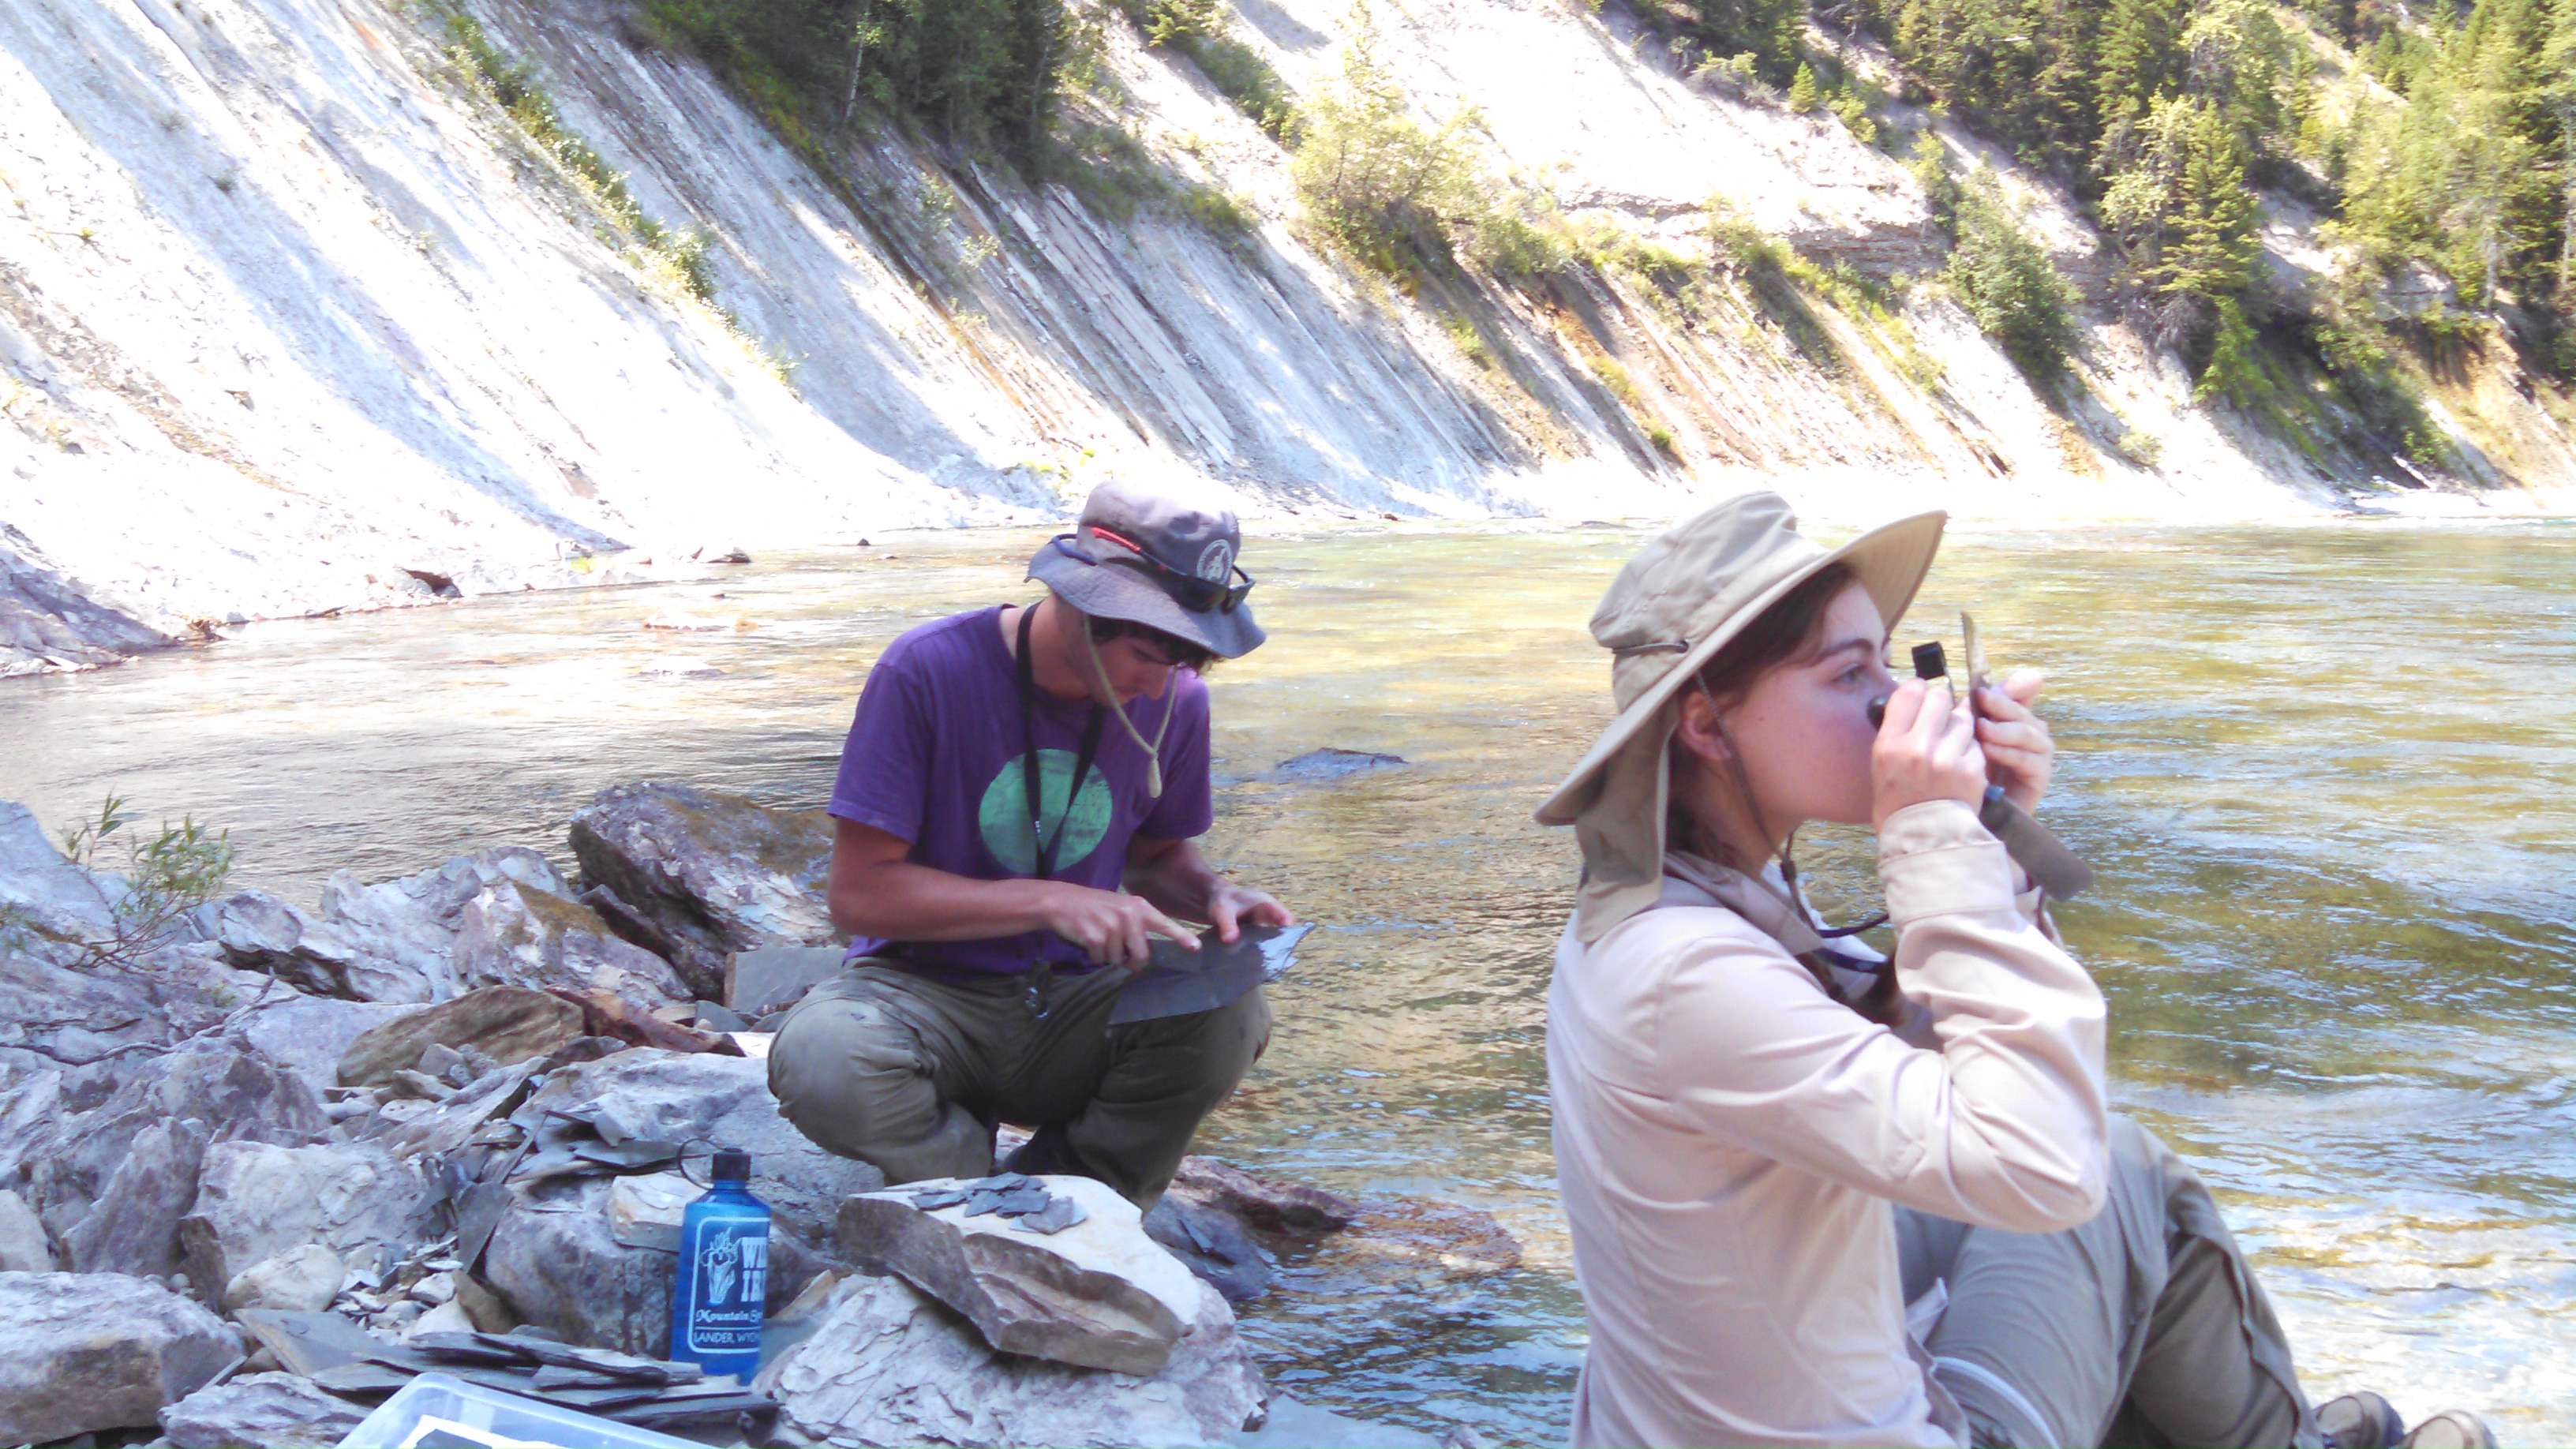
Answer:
[{"xmin": 5, "ymin": 522, "xmax": 2572, "ymax": 1445}]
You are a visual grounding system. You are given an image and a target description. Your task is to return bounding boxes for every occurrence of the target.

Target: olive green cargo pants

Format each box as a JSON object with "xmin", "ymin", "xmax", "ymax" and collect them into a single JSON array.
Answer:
[{"xmin": 766, "ymin": 957, "xmax": 1270, "ymax": 1207}]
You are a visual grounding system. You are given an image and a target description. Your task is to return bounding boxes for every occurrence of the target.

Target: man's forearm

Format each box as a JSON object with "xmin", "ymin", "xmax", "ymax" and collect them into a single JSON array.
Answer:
[{"xmin": 830, "ymin": 862, "xmax": 1060, "ymax": 942}]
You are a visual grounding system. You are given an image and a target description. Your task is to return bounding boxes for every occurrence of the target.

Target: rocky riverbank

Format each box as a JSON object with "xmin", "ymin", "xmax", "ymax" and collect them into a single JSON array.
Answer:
[{"xmin": 0, "ymin": 782, "xmax": 1508, "ymax": 1447}]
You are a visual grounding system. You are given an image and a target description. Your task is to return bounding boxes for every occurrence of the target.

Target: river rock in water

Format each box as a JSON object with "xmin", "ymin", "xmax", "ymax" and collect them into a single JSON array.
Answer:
[
  {"xmin": 757, "ymin": 1271, "xmax": 1267, "ymax": 1449},
  {"xmin": 1170, "ymin": 1157, "xmax": 1361, "ymax": 1237},
  {"xmin": 159, "ymin": 1370, "xmax": 367, "ymax": 1448},
  {"xmin": 1143, "ymin": 1195, "xmax": 1273, "ymax": 1304},
  {"xmin": 568, "ymin": 782, "xmax": 840, "ymax": 998},
  {"xmin": 839, "ymin": 1177, "xmax": 1201, "ymax": 1375},
  {"xmin": 452, "ymin": 882, "xmax": 689, "ymax": 1013},
  {"xmin": 0, "ymin": 1271, "xmax": 238, "ymax": 1443},
  {"xmin": 179, "ymin": 1140, "xmax": 439, "ymax": 1304}
]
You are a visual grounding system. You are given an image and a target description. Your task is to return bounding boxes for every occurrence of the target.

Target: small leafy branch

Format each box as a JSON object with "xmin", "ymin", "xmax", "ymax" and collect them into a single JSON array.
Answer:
[{"xmin": 57, "ymin": 793, "xmax": 236, "ymax": 972}]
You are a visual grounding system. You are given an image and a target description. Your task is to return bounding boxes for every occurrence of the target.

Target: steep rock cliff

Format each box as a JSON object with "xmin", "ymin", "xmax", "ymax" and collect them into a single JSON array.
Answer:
[{"xmin": 1, "ymin": 0, "xmax": 2568, "ymax": 670}]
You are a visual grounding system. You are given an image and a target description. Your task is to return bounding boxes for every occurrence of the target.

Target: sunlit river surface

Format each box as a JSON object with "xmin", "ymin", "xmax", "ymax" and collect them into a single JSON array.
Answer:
[{"xmin": 6, "ymin": 522, "xmax": 2574, "ymax": 1445}]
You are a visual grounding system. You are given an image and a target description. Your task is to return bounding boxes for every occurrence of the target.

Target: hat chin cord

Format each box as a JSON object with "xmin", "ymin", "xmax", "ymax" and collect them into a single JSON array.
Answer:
[{"xmin": 1073, "ymin": 612, "xmax": 1171, "ymax": 798}]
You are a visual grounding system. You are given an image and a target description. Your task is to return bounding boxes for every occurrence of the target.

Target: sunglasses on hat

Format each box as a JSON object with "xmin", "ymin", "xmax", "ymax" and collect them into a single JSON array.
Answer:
[{"xmin": 1049, "ymin": 532, "xmax": 1256, "ymax": 614}]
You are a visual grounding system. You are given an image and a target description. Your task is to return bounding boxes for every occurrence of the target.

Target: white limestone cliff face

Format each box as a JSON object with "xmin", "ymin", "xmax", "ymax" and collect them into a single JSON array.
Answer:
[{"xmin": 2, "ymin": 0, "xmax": 2569, "ymax": 670}]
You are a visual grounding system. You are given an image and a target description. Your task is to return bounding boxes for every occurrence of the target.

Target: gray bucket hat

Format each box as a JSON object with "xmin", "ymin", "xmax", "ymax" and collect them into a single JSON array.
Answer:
[
  {"xmin": 1027, "ymin": 478, "xmax": 1266, "ymax": 659},
  {"xmin": 1536, "ymin": 491, "xmax": 1946, "ymax": 942}
]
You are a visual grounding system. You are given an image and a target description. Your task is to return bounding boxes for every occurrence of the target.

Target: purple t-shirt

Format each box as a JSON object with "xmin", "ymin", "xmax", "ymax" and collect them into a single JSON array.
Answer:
[{"xmin": 829, "ymin": 605, "xmax": 1214, "ymax": 976}]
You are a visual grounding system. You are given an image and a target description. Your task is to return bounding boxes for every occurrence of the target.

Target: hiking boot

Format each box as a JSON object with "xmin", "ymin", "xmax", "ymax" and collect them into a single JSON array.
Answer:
[
  {"xmin": 2319, "ymin": 1392, "xmax": 2406, "ymax": 1449},
  {"xmin": 1001, "ymin": 1123, "xmax": 1103, "ymax": 1183},
  {"xmin": 2400, "ymin": 1410, "xmax": 2498, "ymax": 1449}
]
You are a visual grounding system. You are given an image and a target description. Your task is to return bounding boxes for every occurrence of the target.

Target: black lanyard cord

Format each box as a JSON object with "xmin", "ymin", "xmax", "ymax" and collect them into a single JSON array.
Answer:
[{"xmin": 1015, "ymin": 605, "xmax": 1108, "ymax": 881}]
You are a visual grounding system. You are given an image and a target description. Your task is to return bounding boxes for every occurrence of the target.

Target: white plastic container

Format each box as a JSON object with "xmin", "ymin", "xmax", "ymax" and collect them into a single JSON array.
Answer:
[{"xmin": 336, "ymin": 1372, "xmax": 702, "ymax": 1449}]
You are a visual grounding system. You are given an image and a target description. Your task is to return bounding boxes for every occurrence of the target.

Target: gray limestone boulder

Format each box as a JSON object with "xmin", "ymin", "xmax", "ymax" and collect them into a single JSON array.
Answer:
[
  {"xmin": 159, "ymin": 1370, "xmax": 366, "ymax": 1448},
  {"xmin": 179, "ymin": 1140, "xmax": 440, "ymax": 1301},
  {"xmin": 453, "ymin": 881, "xmax": 689, "ymax": 1013},
  {"xmin": 758, "ymin": 1271, "xmax": 1266, "ymax": 1448},
  {"xmin": 3, "ymin": 1040, "xmax": 329, "ymax": 1283},
  {"xmin": 0, "ymin": 1189, "xmax": 51, "ymax": 1272},
  {"xmin": 220, "ymin": 1242, "xmax": 348, "ymax": 1313},
  {"xmin": 839, "ymin": 1177, "xmax": 1200, "ymax": 1375},
  {"xmin": 481, "ymin": 1047, "xmax": 881, "ymax": 1355},
  {"xmin": 568, "ymin": 782, "xmax": 841, "ymax": 998},
  {"xmin": 520, "ymin": 1047, "xmax": 883, "ymax": 1252},
  {"xmin": 0, "ymin": 799, "xmax": 116, "ymax": 945},
  {"xmin": 0, "ymin": 1271, "xmax": 239, "ymax": 1443},
  {"xmin": 227, "ymin": 990, "xmax": 419, "ymax": 1100},
  {"xmin": 213, "ymin": 848, "xmax": 582, "ymax": 1003},
  {"xmin": 482, "ymin": 1170, "xmax": 830, "ymax": 1357},
  {"xmin": 193, "ymin": 889, "xmax": 428, "ymax": 1004}
]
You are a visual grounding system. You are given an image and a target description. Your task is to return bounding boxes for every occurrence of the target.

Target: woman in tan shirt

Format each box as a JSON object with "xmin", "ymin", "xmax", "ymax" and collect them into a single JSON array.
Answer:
[{"xmin": 1534, "ymin": 493, "xmax": 2490, "ymax": 1449}]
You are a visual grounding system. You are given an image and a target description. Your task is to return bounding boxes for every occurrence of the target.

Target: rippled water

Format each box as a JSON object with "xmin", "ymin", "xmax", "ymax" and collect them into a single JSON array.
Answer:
[{"xmin": 5, "ymin": 522, "xmax": 2571, "ymax": 1445}]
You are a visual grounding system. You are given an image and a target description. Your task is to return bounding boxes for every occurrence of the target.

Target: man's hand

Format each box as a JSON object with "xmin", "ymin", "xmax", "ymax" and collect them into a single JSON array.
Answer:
[
  {"xmin": 1038, "ymin": 882, "xmax": 1200, "ymax": 972},
  {"xmin": 1207, "ymin": 881, "xmax": 1294, "ymax": 944},
  {"xmin": 1871, "ymin": 677, "xmax": 1987, "ymax": 830},
  {"xmin": 1972, "ymin": 667, "xmax": 2054, "ymax": 814}
]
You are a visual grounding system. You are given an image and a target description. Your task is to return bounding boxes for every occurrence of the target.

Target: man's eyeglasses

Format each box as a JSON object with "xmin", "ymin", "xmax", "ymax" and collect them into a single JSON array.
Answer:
[{"xmin": 1052, "ymin": 532, "xmax": 1255, "ymax": 614}]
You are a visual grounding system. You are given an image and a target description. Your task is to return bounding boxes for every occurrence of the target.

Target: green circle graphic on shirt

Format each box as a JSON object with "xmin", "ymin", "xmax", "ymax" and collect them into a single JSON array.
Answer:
[{"xmin": 978, "ymin": 750, "xmax": 1114, "ymax": 875}]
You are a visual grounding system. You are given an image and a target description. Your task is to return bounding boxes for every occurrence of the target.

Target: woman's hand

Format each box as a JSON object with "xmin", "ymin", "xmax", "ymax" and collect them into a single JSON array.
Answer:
[
  {"xmin": 1871, "ymin": 678, "xmax": 1987, "ymax": 830},
  {"xmin": 1972, "ymin": 668, "xmax": 2054, "ymax": 814}
]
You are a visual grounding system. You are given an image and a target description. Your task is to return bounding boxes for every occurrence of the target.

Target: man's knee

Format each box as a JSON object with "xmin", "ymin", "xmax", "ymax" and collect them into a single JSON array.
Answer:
[{"xmin": 767, "ymin": 997, "xmax": 946, "ymax": 1162}]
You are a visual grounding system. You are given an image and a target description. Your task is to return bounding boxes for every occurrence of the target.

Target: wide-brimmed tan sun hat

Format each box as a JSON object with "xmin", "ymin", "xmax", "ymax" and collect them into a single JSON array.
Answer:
[{"xmin": 1536, "ymin": 491, "xmax": 1946, "ymax": 941}]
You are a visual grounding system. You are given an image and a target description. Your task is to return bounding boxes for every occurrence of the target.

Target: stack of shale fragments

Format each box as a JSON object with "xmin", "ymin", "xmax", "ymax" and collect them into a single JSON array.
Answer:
[{"xmin": 0, "ymin": 783, "xmax": 1511, "ymax": 1447}]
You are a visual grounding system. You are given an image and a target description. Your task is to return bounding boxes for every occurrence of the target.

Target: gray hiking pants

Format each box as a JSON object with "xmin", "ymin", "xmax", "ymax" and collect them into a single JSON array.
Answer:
[
  {"xmin": 1897, "ymin": 1117, "xmax": 2325, "ymax": 1449},
  {"xmin": 766, "ymin": 957, "xmax": 1270, "ymax": 1207}
]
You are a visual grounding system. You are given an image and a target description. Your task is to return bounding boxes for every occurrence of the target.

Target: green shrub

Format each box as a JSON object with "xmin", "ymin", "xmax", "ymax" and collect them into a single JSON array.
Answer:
[
  {"xmin": 54, "ymin": 794, "xmax": 235, "ymax": 973},
  {"xmin": 1290, "ymin": 5, "xmax": 1476, "ymax": 264},
  {"xmin": 447, "ymin": 11, "xmax": 719, "ymax": 302},
  {"xmin": 1944, "ymin": 175, "xmax": 2081, "ymax": 379}
]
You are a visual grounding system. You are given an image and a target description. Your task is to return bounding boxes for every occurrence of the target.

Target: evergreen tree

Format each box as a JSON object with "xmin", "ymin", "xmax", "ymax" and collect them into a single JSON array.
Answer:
[
  {"xmin": 2159, "ymin": 96, "xmax": 2258, "ymax": 305},
  {"xmin": 1788, "ymin": 62, "xmax": 1825, "ymax": 113}
]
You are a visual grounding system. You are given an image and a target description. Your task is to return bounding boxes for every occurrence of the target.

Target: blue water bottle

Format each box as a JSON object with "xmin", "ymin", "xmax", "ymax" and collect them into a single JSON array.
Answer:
[{"xmin": 668, "ymin": 1147, "xmax": 770, "ymax": 1381}]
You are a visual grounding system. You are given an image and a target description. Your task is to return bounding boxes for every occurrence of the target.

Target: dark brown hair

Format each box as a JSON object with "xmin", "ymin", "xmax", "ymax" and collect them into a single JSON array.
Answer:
[
  {"xmin": 1087, "ymin": 613, "xmax": 1217, "ymax": 673},
  {"xmin": 1664, "ymin": 560, "xmax": 1901, "ymax": 1024}
]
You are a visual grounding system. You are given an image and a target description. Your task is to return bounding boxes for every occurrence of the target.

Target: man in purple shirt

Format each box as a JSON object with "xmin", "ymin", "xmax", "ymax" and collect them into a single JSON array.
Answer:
[{"xmin": 766, "ymin": 479, "xmax": 1294, "ymax": 1206}]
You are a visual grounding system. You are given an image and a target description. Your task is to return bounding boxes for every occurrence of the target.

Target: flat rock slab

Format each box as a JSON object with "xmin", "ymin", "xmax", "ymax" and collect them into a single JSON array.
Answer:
[
  {"xmin": 159, "ymin": 1371, "xmax": 367, "ymax": 1448},
  {"xmin": 339, "ymin": 986, "xmax": 586, "ymax": 1088},
  {"xmin": 0, "ymin": 1271, "xmax": 239, "ymax": 1443},
  {"xmin": 757, "ymin": 1272, "xmax": 1265, "ymax": 1448},
  {"xmin": 840, "ymin": 1175, "xmax": 1201, "ymax": 1375}
]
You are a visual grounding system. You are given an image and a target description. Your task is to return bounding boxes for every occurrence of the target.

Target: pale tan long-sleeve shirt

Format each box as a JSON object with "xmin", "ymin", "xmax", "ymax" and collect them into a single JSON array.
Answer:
[{"xmin": 1548, "ymin": 799, "xmax": 2110, "ymax": 1448}]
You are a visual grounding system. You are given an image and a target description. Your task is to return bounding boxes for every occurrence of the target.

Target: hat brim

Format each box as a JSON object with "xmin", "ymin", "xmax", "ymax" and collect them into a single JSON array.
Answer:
[
  {"xmin": 1028, "ymin": 542, "xmax": 1268, "ymax": 659},
  {"xmin": 1533, "ymin": 510, "xmax": 1947, "ymax": 826}
]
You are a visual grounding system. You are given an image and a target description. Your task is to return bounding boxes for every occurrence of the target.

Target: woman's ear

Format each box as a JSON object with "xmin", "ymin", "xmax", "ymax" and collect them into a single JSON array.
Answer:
[{"xmin": 1672, "ymin": 683, "xmax": 1733, "ymax": 765}]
